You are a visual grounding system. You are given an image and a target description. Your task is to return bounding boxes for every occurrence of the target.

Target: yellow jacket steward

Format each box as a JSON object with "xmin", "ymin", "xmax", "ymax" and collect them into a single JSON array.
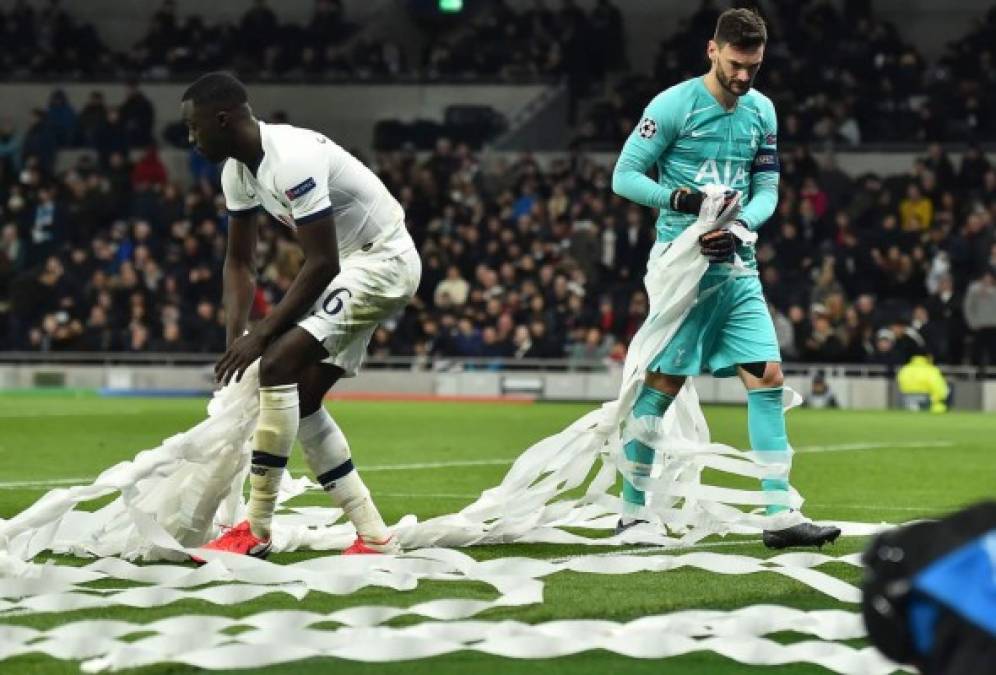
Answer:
[{"xmin": 897, "ymin": 355, "xmax": 949, "ymax": 413}]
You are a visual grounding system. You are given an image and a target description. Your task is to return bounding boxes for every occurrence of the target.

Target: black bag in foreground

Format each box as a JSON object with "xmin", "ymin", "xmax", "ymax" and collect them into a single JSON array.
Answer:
[{"xmin": 861, "ymin": 501, "xmax": 996, "ymax": 675}]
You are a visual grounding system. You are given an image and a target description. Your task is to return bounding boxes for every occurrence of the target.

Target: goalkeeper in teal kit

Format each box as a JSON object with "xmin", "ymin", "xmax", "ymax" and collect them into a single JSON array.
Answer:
[{"xmin": 612, "ymin": 8, "xmax": 840, "ymax": 548}]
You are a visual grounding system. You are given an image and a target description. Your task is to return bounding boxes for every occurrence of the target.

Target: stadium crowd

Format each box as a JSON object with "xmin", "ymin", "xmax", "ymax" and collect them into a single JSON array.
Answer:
[
  {"xmin": 1, "ymin": 0, "xmax": 995, "ymax": 370},
  {"xmin": 577, "ymin": 1, "xmax": 996, "ymax": 146},
  {"xmin": 2, "ymin": 120, "xmax": 995, "ymax": 369},
  {"xmin": 0, "ymin": 0, "xmax": 622, "ymax": 84}
]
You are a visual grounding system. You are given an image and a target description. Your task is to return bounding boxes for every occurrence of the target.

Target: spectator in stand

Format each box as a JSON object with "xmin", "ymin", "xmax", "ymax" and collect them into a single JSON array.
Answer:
[
  {"xmin": 240, "ymin": 0, "xmax": 278, "ymax": 57},
  {"xmin": 185, "ymin": 300, "xmax": 225, "ymax": 352},
  {"xmin": 568, "ymin": 326, "xmax": 613, "ymax": 364},
  {"xmin": 870, "ymin": 328, "xmax": 903, "ymax": 368},
  {"xmin": 960, "ymin": 144, "xmax": 991, "ymax": 191},
  {"xmin": 79, "ymin": 304, "xmax": 115, "ymax": 351},
  {"xmin": 949, "ymin": 211, "xmax": 993, "ymax": 291},
  {"xmin": 927, "ymin": 273, "xmax": 965, "ymax": 364},
  {"xmin": 434, "ymin": 265, "xmax": 470, "ymax": 307},
  {"xmin": 899, "ymin": 183, "xmax": 933, "ymax": 232},
  {"xmin": 149, "ymin": 320, "xmax": 188, "ymax": 352},
  {"xmin": 0, "ymin": 118, "xmax": 20, "ymax": 189},
  {"xmin": 963, "ymin": 267, "xmax": 996, "ymax": 368},
  {"xmin": 27, "ymin": 187, "xmax": 62, "ymax": 266},
  {"xmin": 0, "ymin": 223, "xmax": 24, "ymax": 302},
  {"xmin": 119, "ymin": 82, "xmax": 155, "ymax": 147},
  {"xmin": 922, "ymin": 143, "xmax": 956, "ymax": 190},
  {"xmin": 46, "ymin": 89, "xmax": 77, "ymax": 148},
  {"xmin": 131, "ymin": 144, "xmax": 169, "ymax": 189},
  {"xmin": 20, "ymin": 109, "xmax": 57, "ymax": 174},
  {"xmin": 802, "ymin": 308, "xmax": 845, "ymax": 362},
  {"xmin": 77, "ymin": 92, "xmax": 108, "ymax": 149},
  {"xmin": 94, "ymin": 108, "xmax": 129, "ymax": 169}
]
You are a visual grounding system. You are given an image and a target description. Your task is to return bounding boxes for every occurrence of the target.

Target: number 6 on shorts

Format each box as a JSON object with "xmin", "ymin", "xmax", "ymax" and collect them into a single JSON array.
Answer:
[{"xmin": 322, "ymin": 288, "xmax": 352, "ymax": 315}]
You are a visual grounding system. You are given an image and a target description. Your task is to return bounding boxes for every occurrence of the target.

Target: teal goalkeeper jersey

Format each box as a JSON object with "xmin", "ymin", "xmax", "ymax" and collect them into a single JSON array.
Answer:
[{"xmin": 612, "ymin": 76, "xmax": 780, "ymax": 270}]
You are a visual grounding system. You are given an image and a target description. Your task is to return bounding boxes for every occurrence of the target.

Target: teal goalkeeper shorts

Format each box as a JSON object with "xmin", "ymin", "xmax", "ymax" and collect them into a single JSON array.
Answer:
[{"xmin": 649, "ymin": 271, "xmax": 781, "ymax": 378}]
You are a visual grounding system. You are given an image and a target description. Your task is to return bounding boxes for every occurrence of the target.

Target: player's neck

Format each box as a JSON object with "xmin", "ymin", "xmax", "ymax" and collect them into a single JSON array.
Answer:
[
  {"xmin": 231, "ymin": 118, "xmax": 265, "ymax": 175},
  {"xmin": 703, "ymin": 72, "xmax": 738, "ymax": 112}
]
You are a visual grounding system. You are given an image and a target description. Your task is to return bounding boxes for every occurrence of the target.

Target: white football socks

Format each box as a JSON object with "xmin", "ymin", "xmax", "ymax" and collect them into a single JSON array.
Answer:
[
  {"xmin": 247, "ymin": 385, "xmax": 299, "ymax": 540},
  {"xmin": 298, "ymin": 407, "xmax": 390, "ymax": 543}
]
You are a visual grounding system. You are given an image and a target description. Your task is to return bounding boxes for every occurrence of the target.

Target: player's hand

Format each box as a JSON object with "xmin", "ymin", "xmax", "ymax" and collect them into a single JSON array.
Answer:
[
  {"xmin": 670, "ymin": 188, "xmax": 739, "ymax": 219},
  {"xmin": 669, "ymin": 187, "xmax": 704, "ymax": 215},
  {"xmin": 698, "ymin": 229, "xmax": 737, "ymax": 263},
  {"xmin": 215, "ymin": 331, "xmax": 267, "ymax": 386}
]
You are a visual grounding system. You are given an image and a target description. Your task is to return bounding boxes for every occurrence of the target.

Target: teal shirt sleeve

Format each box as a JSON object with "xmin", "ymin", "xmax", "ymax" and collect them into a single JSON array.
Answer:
[
  {"xmin": 612, "ymin": 91, "xmax": 683, "ymax": 209},
  {"xmin": 738, "ymin": 99, "xmax": 779, "ymax": 231}
]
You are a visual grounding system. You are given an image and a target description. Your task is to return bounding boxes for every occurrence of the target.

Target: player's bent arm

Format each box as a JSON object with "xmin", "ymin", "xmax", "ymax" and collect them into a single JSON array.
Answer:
[
  {"xmin": 612, "ymin": 138, "xmax": 672, "ymax": 209},
  {"xmin": 252, "ymin": 213, "xmax": 340, "ymax": 342},
  {"xmin": 223, "ymin": 211, "xmax": 259, "ymax": 348},
  {"xmin": 738, "ymin": 99, "xmax": 780, "ymax": 232},
  {"xmin": 737, "ymin": 172, "xmax": 779, "ymax": 231},
  {"xmin": 611, "ymin": 90, "xmax": 682, "ymax": 209}
]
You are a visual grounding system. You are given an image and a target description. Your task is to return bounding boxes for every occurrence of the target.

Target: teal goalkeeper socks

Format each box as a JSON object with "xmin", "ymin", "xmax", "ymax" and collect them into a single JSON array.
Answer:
[
  {"xmin": 747, "ymin": 387, "xmax": 792, "ymax": 515},
  {"xmin": 622, "ymin": 386, "xmax": 675, "ymax": 513}
]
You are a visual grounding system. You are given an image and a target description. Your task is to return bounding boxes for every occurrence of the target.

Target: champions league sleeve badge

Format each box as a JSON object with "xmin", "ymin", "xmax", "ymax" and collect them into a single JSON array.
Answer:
[{"xmin": 638, "ymin": 117, "xmax": 658, "ymax": 139}]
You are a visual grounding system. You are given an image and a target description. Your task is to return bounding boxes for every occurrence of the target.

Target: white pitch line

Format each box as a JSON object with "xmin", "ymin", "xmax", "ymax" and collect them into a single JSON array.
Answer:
[
  {"xmin": 807, "ymin": 503, "xmax": 946, "ymax": 513},
  {"xmin": 551, "ymin": 538, "xmax": 768, "ymax": 562},
  {"xmin": 0, "ymin": 439, "xmax": 955, "ymax": 491},
  {"xmin": 0, "ymin": 477, "xmax": 95, "ymax": 489},
  {"xmin": 361, "ymin": 459, "xmax": 513, "ymax": 471},
  {"xmin": 795, "ymin": 441, "xmax": 953, "ymax": 453},
  {"xmin": 377, "ymin": 492, "xmax": 480, "ymax": 499},
  {"xmin": 0, "ymin": 410, "xmax": 144, "ymax": 418},
  {"xmin": 0, "ymin": 460, "xmax": 515, "ymax": 490}
]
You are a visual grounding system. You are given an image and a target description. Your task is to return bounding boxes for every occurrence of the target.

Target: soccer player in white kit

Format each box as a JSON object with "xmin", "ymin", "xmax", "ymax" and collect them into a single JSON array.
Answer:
[{"xmin": 180, "ymin": 72, "xmax": 420, "ymax": 558}]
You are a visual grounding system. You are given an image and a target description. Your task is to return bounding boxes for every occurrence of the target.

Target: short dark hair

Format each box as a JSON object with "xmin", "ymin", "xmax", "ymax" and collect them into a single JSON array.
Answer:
[
  {"xmin": 181, "ymin": 72, "xmax": 248, "ymax": 108},
  {"xmin": 714, "ymin": 8, "xmax": 767, "ymax": 49}
]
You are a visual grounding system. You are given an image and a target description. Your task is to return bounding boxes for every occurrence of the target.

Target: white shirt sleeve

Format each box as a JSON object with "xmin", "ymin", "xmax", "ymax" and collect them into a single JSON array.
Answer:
[
  {"xmin": 221, "ymin": 160, "xmax": 260, "ymax": 213},
  {"xmin": 274, "ymin": 140, "xmax": 333, "ymax": 224}
]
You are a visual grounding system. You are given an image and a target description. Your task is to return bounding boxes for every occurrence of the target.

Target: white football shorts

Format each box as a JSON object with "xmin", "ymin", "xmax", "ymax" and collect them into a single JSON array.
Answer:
[{"xmin": 297, "ymin": 224, "xmax": 421, "ymax": 377}]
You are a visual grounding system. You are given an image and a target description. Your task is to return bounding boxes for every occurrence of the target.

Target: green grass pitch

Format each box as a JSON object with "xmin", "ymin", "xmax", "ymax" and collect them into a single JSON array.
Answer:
[{"xmin": 1, "ymin": 394, "xmax": 994, "ymax": 674}]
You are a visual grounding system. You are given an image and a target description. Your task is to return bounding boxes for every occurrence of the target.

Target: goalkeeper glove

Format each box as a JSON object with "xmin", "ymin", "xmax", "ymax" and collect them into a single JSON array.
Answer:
[
  {"xmin": 669, "ymin": 187, "xmax": 704, "ymax": 215},
  {"xmin": 699, "ymin": 229, "xmax": 737, "ymax": 263},
  {"xmin": 669, "ymin": 188, "xmax": 739, "ymax": 218}
]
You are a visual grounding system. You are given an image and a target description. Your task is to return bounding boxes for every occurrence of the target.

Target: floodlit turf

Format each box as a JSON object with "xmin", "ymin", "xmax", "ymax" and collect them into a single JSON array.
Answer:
[{"xmin": 1, "ymin": 393, "xmax": 994, "ymax": 674}]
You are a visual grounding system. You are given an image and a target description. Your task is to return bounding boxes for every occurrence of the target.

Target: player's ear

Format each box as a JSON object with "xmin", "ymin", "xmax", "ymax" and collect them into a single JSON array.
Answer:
[
  {"xmin": 707, "ymin": 39, "xmax": 719, "ymax": 63},
  {"xmin": 216, "ymin": 110, "xmax": 230, "ymax": 128}
]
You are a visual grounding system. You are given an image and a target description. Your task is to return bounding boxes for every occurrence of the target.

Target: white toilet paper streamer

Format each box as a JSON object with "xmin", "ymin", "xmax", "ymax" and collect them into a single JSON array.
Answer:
[
  {"xmin": 0, "ymin": 189, "xmax": 901, "ymax": 671},
  {"xmin": 0, "ymin": 547, "xmax": 906, "ymax": 673}
]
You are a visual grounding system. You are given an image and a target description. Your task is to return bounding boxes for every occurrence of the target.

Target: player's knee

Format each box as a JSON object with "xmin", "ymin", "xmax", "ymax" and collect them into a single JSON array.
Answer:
[
  {"xmin": 645, "ymin": 371, "xmax": 685, "ymax": 396},
  {"xmin": 298, "ymin": 397, "xmax": 322, "ymax": 418},
  {"xmin": 259, "ymin": 349, "xmax": 297, "ymax": 388},
  {"xmin": 761, "ymin": 363, "xmax": 784, "ymax": 388},
  {"xmin": 298, "ymin": 388, "xmax": 327, "ymax": 417},
  {"xmin": 741, "ymin": 361, "xmax": 783, "ymax": 388}
]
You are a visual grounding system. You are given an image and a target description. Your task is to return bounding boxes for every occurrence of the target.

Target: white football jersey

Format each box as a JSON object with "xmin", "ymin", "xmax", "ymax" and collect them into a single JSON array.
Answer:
[{"xmin": 221, "ymin": 121, "xmax": 406, "ymax": 258}]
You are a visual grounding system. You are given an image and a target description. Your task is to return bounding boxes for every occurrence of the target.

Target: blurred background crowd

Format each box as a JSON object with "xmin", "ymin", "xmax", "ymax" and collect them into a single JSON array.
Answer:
[
  {"xmin": 0, "ymin": 0, "xmax": 995, "ymax": 373},
  {"xmin": 4, "ymin": 0, "xmax": 996, "ymax": 142},
  {"xmin": 3, "ymin": 133, "xmax": 994, "ymax": 370}
]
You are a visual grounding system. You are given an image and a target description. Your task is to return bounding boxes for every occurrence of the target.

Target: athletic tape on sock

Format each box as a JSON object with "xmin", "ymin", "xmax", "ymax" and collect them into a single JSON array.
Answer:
[
  {"xmin": 249, "ymin": 385, "xmax": 300, "ymax": 539},
  {"xmin": 747, "ymin": 387, "xmax": 792, "ymax": 515}
]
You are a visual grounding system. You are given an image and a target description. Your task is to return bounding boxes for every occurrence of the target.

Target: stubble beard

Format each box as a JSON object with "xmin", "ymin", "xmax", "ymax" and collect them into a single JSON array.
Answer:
[{"xmin": 717, "ymin": 65, "xmax": 752, "ymax": 97}]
